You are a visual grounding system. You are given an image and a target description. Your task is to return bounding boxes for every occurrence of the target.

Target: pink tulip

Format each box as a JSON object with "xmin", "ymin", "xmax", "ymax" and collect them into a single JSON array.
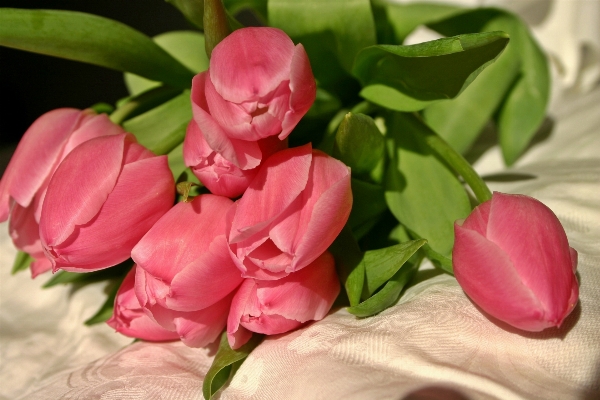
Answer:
[
  {"xmin": 0, "ymin": 109, "xmax": 124, "ymax": 277},
  {"xmin": 131, "ymin": 195, "xmax": 244, "ymax": 347},
  {"xmin": 107, "ymin": 268, "xmax": 180, "ymax": 342},
  {"xmin": 453, "ymin": 192, "xmax": 579, "ymax": 331},
  {"xmin": 228, "ymin": 251, "xmax": 340, "ymax": 349},
  {"xmin": 228, "ymin": 144, "xmax": 352, "ymax": 280},
  {"xmin": 39, "ymin": 133, "xmax": 175, "ymax": 273},
  {"xmin": 191, "ymin": 27, "xmax": 316, "ymax": 170},
  {"xmin": 183, "ymin": 120, "xmax": 287, "ymax": 198}
]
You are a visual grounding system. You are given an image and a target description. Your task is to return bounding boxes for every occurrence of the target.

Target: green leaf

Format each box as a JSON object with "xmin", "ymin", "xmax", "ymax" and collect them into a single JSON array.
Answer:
[
  {"xmin": 382, "ymin": 2, "xmax": 464, "ymax": 43},
  {"xmin": 362, "ymin": 239, "xmax": 427, "ymax": 297},
  {"xmin": 384, "ymin": 112, "xmax": 471, "ymax": 257},
  {"xmin": 224, "ymin": 0, "xmax": 268, "ymax": 24},
  {"xmin": 333, "ymin": 113, "xmax": 385, "ymax": 176},
  {"xmin": 85, "ymin": 280, "xmax": 122, "ymax": 325},
  {"xmin": 0, "ymin": 9, "xmax": 194, "ymax": 89},
  {"xmin": 11, "ymin": 251, "xmax": 32, "ymax": 275},
  {"xmin": 328, "ymin": 226, "xmax": 364, "ymax": 307},
  {"xmin": 347, "ymin": 254, "xmax": 422, "ymax": 318},
  {"xmin": 123, "ymin": 92, "xmax": 192, "ymax": 155},
  {"xmin": 125, "ymin": 31, "xmax": 209, "ymax": 96},
  {"xmin": 43, "ymin": 262, "xmax": 132, "ymax": 288},
  {"xmin": 203, "ymin": 332, "xmax": 263, "ymax": 400},
  {"xmin": 353, "ymin": 31, "xmax": 509, "ymax": 112},
  {"xmin": 348, "ymin": 179, "xmax": 387, "ymax": 240},
  {"xmin": 268, "ymin": 0, "xmax": 375, "ymax": 95},
  {"xmin": 305, "ymin": 88, "xmax": 342, "ymax": 118},
  {"xmin": 428, "ymin": 9, "xmax": 550, "ymax": 165}
]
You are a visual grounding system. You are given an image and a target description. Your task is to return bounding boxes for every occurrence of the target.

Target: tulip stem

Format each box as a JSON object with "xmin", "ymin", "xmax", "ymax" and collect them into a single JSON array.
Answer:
[{"xmin": 411, "ymin": 113, "xmax": 493, "ymax": 204}]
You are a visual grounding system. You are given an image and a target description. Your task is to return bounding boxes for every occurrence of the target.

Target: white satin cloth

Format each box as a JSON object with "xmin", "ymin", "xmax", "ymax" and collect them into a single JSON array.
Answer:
[{"xmin": 1, "ymin": 1, "xmax": 600, "ymax": 399}]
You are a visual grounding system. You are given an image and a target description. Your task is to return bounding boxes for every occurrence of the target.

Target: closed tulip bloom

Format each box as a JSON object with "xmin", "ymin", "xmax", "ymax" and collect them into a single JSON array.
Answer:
[
  {"xmin": 0, "ymin": 109, "xmax": 124, "ymax": 277},
  {"xmin": 228, "ymin": 251, "xmax": 340, "ymax": 349},
  {"xmin": 39, "ymin": 133, "xmax": 175, "ymax": 272},
  {"xmin": 453, "ymin": 192, "xmax": 579, "ymax": 332},
  {"xmin": 183, "ymin": 120, "xmax": 287, "ymax": 198},
  {"xmin": 191, "ymin": 27, "xmax": 316, "ymax": 170},
  {"xmin": 107, "ymin": 268, "xmax": 180, "ymax": 342},
  {"xmin": 228, "ymin": 144, "xmax": 352, "ymax": 280},
  {"xmin": 132, "ymin": 195, "xmax": 244, "ymax": 347}
]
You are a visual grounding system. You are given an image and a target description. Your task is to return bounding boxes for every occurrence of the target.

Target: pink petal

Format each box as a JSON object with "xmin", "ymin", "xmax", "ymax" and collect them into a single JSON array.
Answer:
[
  {"xmin": 40, "ymin": 134, "xmax": 126, "ymax": 248},
  {"xmin": 108, "ymin": 268, "xmax": 179, "ymax": 342},
  {"xmin": 256, "ymin": 251, "xmax": 340, "ymax": 323},
  {"xmin": 60, "ymin": 113, "xmax": 125, "ymax": 157},
  {"xmin": 168, "ymin": 235, "xmax": 243, "ymax": 312},
  {"xmin": 48, "ymin": 155, "xmax": 174, "ymax": 272},
  {"xmin": 132, "ymin": 195, "xmax": 233, "ymax": 282},
  {"xmin": 229, "ymin": 144, "xmax": 312, "ymax": 244},
  {"xmin": 204, "ymin": 74, "xmax": 252, "ymax": 133},
  {"xmin": 461, "ymin": 199, "xmax": 491, "ymax": 236},
  {"xmin": 210, "ymin": 28, "xmax": 296, "ymax": 104},
  {"xmin": 183, "ymin": 120, "xmax": 212, "ymax": 168},
  {"xmin": 191, "ymin": 72, "xmax": 262, "ymax": 170},
  {"xmin": 30, "ymin": 258, "xmax": 53, "ymax": 279},
  {"xmin": 240, "ymin": 313, "xmax": 301, "ymax": 336},
  {"xmin": 9, "ymin": 202, "xmax": 42, "ymax": 257},
  {"xmin": 280, "ymin": 44, "xmax": 317, "ymax": 139},
  {"xmin": 485, "ymin": 193, "xmax": 576, "ymax": 326},
  {"xmin": 0, "ymin": 108, "xmax": 84, "ymax": 220},
  {"xmin": 174, "ymin": 294, "xmax": 232, "ymax": 348},
  {"xmin": 272, "ymin": 150, "xmax": 352, "ymax": 272},
  {"xmin": 453, "ymin": 223, "xmax": 550, "ymax": 331},
  {"xmin": 227, "ymin": 279, "xmax": 256, "ymax": 349}
]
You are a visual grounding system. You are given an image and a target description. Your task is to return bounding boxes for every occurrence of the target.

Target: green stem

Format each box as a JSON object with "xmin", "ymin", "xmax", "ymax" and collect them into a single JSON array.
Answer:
[
  {"xmin": 411, "ymin": 113, "xmax": 493, "ymax": 204},
  {"xmin": 109, "ymin": 85, "xmax": 181, "ymax": 125}
]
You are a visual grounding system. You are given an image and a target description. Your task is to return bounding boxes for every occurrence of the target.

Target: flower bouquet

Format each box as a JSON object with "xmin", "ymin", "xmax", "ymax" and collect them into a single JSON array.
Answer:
[{"xmin": 0, "ymin": 0, "xmax": 583, "ymax": 398}]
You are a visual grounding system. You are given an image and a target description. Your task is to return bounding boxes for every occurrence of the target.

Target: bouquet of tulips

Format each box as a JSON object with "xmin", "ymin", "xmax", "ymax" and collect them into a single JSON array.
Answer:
[{"xmin": 0, "ymin": 1, "xmax": 579, "ymax": 397}]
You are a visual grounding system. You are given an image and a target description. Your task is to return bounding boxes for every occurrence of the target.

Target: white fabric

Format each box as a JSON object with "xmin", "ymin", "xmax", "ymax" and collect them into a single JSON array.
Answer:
[{"xmin": 2, "ymin": 1, "xmax": 600, "ymax": 399}]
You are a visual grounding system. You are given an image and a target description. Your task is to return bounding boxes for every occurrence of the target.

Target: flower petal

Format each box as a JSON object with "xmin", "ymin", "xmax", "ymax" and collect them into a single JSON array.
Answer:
[
  {"xmin": 210, "ymin": 27, "xmax": 296, "ymax": 104},
  {"xmin": 174, "ymin": 294, "xmax": 232, "ymax": 348},
  {"xmin": 0, "ymin": 108, "xmax": 84, "ymax": 220},
  {"xmin": 227, "ymin": 279, "xmax": 256, "ymax": 349},
  {"xmin": 453, "ymin": 222, "xmax": 550, "ymax": 331}
]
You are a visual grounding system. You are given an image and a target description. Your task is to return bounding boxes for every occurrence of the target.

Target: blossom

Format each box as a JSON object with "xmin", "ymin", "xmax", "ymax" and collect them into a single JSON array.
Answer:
[
  {"xmin": 228, "ymin": 144, "xmax": 352, "ymax": 280},
  {"xmin": 191, "ymin": 27, "xmax": 316, "ymax": 170},
  {"xmin": 183, "ymin": 120, "xmax": 287, "ymax": 198},
  {"xmin": 227, "ymin": 251, "xmax": 340, "ymax": 349},
  {"xmin": 453, "ymin": 192, "xmax": 579, "ymax": 331},
  {"xmin": 132, "ymin": 195, "xmax": 243, "ymax": 347},
  {"xmin": 39, "ymin": 133, "xmax": 175, "ymax": 272},
  {"xmin": 0, "ymin": 109, "xmax": 123, "ymax": 276}
]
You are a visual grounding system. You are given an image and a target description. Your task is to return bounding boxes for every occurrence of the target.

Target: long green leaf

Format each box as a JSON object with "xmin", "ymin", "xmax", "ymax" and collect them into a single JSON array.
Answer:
[
  {"xmin": 384, "ymin": 112, "xmax": 471, "ymax": 257},
  {"xmin": 0, "ymin": 8, "xmax": 194, "ymax": 88},
  {"xmin": 328, "ymin": 226, "xmax": 364, "ymax": 307},
  {"xmin": 203, "ymin": 332, "xmax": 263, "ymax": 399},
  {"xmin": 353, "ymin": 31, "xmax": 509, "ymax": 112},
  {"xmin": 347, "ymin": 255, "xmax": 421, "ymax": 318},
  {"xmin": 123, "ymin": 92, "xmax": 192, "ymax": 154},
  {"xmin": 428, "ymin": 9, "xmax": 550, "ymax": 165}
]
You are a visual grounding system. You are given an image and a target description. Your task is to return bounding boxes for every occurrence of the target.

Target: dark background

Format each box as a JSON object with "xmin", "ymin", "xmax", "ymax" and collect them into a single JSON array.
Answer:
[{"xmin": 0, "ymin": 1, "xmax": 194, "ymax": 171}]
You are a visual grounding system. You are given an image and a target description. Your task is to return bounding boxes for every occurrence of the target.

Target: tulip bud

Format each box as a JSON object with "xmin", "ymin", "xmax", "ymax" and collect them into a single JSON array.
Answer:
[
  {"xmin": 453, "ymin": 192, "xmax": 579, "ymax": 331},
  {"xmin": 39, "ymin": 133, "xmax": 175, "ymax": 272},
  {"xmin": 227, "ymin": 251, "xmax": 340, "ymax": 349},
  {"xmin": 0, "ymin": 108, "xmax": 124, "ymax": 277}
]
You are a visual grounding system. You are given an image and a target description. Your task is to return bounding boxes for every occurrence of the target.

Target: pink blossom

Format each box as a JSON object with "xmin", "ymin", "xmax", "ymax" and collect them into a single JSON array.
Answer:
[
  {"xmin": 191, "ymin": 27, "xmax": 316, "ymax": 170},
  {"xmin": 453, "ymin": 192, "xmax": 579, "ymax": 331},
  {"xmin": 39, "ymin": 133, "xmax": 175, "ymax": 272},
  {"xmin": 228, "ymin": 251, "xmax": 340, "ymax": 349},
  {"xmin": 107, "ymin": 268, "xmax": 180, "ymax": 342},
  {"xmin": 183, "ymin": 120, "xmax": 287, "ymax": 198},
  {"xmin": 131, "ymin": 195, "xmax": 243, "ymax": 347},
  {"xmin": 0, "ymin": 109, "xmax": 124, "ymax": 277},
  {"xmin": 228, "ymin": 144, "xmax": 352, "ymax": 280}
]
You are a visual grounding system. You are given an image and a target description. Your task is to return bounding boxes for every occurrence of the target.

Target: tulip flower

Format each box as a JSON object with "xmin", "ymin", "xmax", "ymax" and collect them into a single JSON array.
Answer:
[
  {"xmin": 228, "ymin": 251, "xmax": 340, "ymax": 349},
  {"xmin": 453, "ymin": 192, "xmax": 579, "ymax": 332},
  {"xmin": 191, "ymin": 27, "xmax": 316, "ymax": 170},
  {"xmin": 39, "ymin": 133, "xmax": 175, "ymax": 272},
  {"xmin": 132, "ymin": 195, "xmax": 243, "ymax": 347},
  {"xmin": 227, "ymin": 144, "xmax": 352, "ymax": 280},
  {"xmin": 107, "ymin": 268, "xmax": 180, "ymax": 342},
  {"xmin": 183, "ymin": 120, "xmax": 287, "ymax": 198},
  {"xmin": 0, "ymin": 108, "xmax": 124, "ymax": 277}
]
